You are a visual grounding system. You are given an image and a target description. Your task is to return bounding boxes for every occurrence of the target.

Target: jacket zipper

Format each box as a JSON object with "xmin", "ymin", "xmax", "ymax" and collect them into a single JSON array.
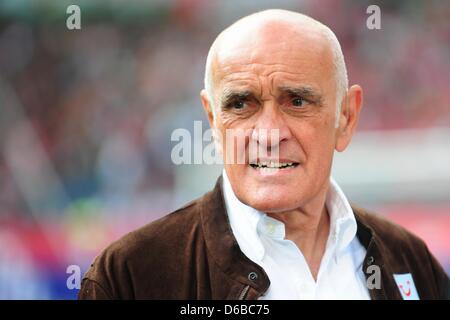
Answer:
[{"xmin": 238, "ymin": 285, "xmax": 250, "ymax": 300}]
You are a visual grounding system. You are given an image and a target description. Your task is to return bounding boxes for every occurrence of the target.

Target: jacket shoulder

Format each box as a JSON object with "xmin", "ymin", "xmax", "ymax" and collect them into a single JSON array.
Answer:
[
  {"xmin": 99, "ymin": 197, "xmax": 202, "ymax": 261},
  {"xmin": 352, "ymin": 205, "xmax": 425, "ymax": 249},
  {"xmin": 79, "ymin": 196, "xmax": 205, "ymax": 299},
  {"xmin": 352, "ymin": 205, "xmax": 449, "ymax": 299}
]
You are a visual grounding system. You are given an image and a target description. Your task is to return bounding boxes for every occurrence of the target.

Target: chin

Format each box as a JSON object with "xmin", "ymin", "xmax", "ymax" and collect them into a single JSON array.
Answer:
[{"xmin": 238, "ymin": 187, "xmax": 302, "ymax": 213}]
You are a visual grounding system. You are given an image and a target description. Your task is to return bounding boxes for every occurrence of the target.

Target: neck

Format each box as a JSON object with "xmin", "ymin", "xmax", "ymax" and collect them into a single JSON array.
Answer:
[{"xmin": 266, "ymin": 188, "xmax": 330, "ymax": 281}]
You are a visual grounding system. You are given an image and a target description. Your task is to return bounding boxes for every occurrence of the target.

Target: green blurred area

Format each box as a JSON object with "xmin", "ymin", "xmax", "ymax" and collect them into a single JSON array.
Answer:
[{"xmin": 0, "ymin": 0, "xmax": 170, "ymax": 24}]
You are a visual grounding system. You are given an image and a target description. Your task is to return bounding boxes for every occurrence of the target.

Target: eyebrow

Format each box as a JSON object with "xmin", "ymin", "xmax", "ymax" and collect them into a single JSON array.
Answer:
[
  {"xmin": 219, "ymin": 85, "xmax": 324, "ymax": 108},
  {"xmin": 278, "ymin": 86, "xmax": 324, "ymax": 105},
  {"xmin": 220, "ymin": 89, "xmax": 257, "ymax": 108}
]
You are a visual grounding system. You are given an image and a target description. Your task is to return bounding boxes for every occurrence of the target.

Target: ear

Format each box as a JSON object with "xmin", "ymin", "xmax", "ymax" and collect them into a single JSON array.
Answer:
[
  {"xmin": 200, "ymin": 89, "xmax": 215, "ymax": 128},
  {"xmin": 200, "ymin": 89, "xmax": 223, "ymax": 155},
  {"xmin": 335, "ymin": 85, "xmax": 363, "ymax": 152}
]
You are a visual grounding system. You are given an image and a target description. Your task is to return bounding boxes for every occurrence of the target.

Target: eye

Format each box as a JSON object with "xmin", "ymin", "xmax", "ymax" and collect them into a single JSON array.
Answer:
[
  {"xmin": 291, "ymin": 97, "xmax": 305, "ymax": 108},
  {"xmin": 232, "ymin": 100, "xmax": 246, "ymax": 109}
]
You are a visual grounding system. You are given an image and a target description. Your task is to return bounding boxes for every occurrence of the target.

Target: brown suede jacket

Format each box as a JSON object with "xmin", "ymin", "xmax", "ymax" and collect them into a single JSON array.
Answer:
[{"xmin": 78, "ymin": 177, "xmax": 449, "ymax": 300}]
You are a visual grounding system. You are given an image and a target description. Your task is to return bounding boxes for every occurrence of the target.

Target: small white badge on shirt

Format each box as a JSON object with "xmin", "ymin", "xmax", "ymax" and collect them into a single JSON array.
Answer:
[{"xmin": 393, "ymin": 273, "xmax": 420, "ymax": 300}]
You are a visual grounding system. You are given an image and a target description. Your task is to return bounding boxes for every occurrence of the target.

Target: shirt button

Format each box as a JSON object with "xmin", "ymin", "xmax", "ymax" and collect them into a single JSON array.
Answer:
[
  {"xmin": 248, "ymin": 272, "xmax": 258, "ymax": 282},
  {"xmin": 266, "ymin": 222, "xmax": 275, "ymax": 235},
  {"xmin": 299, "ymin": 283, "xmax": 314, "ymax": 298},
  {"xmin": 302, "ymin": 283, "xmax": 312, "ymax": 290},
  {"xmin": 366, "ymin": 256, "xmax": 375, "ymax": 265}
]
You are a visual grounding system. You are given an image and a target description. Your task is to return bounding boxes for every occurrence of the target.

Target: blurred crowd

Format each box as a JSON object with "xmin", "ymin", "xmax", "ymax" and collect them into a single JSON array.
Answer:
[{"xmin": 0, "ymin": 0, "xmax": 449, "ymax": 299}]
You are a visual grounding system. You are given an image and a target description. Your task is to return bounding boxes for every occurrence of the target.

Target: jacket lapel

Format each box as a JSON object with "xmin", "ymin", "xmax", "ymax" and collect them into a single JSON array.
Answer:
[
  {"xmin": 354, "ymin": 207, "xmax": 403, "ymax": 300},
  {"xmin": 200, "ymin": 176, "xmax": 270, "ymax": 299}
]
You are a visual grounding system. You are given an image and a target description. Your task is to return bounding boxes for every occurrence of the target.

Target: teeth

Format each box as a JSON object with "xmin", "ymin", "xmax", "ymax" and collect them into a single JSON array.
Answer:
[{"xmin": 251, "ymin": 161, "xmax": 296, "ymax": 169}]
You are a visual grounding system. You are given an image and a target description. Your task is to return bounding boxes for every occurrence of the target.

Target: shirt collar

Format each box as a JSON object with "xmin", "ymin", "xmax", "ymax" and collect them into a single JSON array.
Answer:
[
  {"xmin": 222, "ymin": 170, "xmax": 357, "ymax": 263},
  {"xmin": 222, "ymin": 169, "xmax": 266, "ymax": 261},
  {"xmin": 326, "ymin": 176, "xmax": 358, "ymax": 261}
]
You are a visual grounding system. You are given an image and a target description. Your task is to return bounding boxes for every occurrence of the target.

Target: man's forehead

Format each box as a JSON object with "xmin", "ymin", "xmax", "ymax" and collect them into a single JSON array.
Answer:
[
  {"xmin": 210, "ymin": 18, "xmax": 334, "ymax": 88},
  {"xmin": 214, "ymin": 46, "xmax": 331, "ymax": 95}
]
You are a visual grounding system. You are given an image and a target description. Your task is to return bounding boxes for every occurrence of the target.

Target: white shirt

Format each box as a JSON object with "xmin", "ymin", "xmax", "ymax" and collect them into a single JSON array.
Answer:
[{"xmin": 222, "ymin": 170, "xmax": 370, "ymax": 300}]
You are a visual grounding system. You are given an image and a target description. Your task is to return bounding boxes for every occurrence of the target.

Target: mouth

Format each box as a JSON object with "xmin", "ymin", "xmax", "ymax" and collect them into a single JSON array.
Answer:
[{"xmin": 249, "ymin": 161, "xmax": 300, "ymax": 171}]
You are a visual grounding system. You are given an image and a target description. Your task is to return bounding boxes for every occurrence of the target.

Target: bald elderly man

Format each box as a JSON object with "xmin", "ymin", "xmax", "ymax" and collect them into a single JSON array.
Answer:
[{"xmin": 79, "ymin": 10, "xmax": 449, "ymax": 300}]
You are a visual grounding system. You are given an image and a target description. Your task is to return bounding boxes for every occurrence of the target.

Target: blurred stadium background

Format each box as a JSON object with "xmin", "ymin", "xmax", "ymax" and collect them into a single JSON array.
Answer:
[{"xmin": 0, "ymin": 0, "xmax": 449, "ymax": 299}]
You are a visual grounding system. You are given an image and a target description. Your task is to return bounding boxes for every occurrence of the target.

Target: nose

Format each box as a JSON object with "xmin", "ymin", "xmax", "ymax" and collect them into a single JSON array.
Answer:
[{"xmin": 251, "ymin": 102, "xmax": 292, "ymax": 150}]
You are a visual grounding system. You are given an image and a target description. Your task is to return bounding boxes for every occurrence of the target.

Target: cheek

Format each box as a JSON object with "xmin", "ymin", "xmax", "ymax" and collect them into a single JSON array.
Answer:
[
  {"xmin": 220, "ymin": 113, "xmax": 238, "ymax": 128},
  {"xmin": 291, "ymin": 117, "xmax": 336, "ymax": 162},
  {"xmin": 219, "ymin": 115, "xmax": 257, "ymax": 162},
  {"xmin": 217, "ymin": 127, "xmax": 248, "ymax": 165}
]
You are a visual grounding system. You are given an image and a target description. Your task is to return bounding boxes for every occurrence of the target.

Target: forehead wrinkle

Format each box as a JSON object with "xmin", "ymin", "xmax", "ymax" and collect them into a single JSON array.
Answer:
[
  {"xmin": 220, "ymin": 69, "xmax": 324, "ymax": 101},
  {"xmin": 220, "ymin": 75, "xmax": 260, "ymax": 93},
  {"xmin": 226, "ymin": 69, "xmax": 321, "ymax": 93},
  {"xmin": 218, "ymin": 61, "xmax": 327, "ymax": 84},
  {"xmin": 217, "ymin": 52, "xmax": 330, "ymax": 105},
  {"xmin": 220, "ymin": 61, "xmax": 317, "ymax": 73}
]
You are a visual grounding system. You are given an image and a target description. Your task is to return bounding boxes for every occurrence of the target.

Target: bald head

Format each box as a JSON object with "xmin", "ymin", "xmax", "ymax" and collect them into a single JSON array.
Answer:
[{"xmin": 204, "ymin": 9, "xmax": 348, "ymax": 125}]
